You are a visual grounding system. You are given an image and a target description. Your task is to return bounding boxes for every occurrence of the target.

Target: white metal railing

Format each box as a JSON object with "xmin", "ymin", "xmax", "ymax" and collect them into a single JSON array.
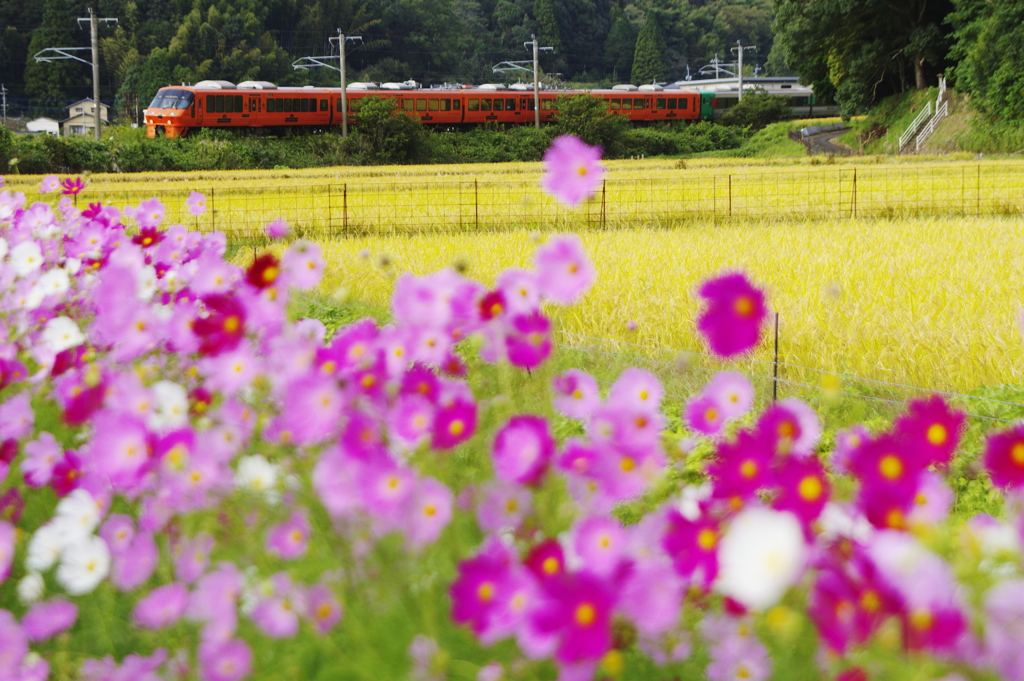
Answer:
[
  {"xmin": 899, "ymin": 101, "xmax": 932, "ymax": 152},
  {"xmin": 936, "ymin": 75, "xmax": 946, "ymax": 109},
  {"xmin": 916, "ymin": 99, "xmax": 949, "ymax": 152}
]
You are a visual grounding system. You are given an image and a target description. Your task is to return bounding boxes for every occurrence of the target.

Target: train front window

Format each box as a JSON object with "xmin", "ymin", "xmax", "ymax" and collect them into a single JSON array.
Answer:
[{"xmin": 148, "ymin": 89, "xmax": 194, "ymax": 110}]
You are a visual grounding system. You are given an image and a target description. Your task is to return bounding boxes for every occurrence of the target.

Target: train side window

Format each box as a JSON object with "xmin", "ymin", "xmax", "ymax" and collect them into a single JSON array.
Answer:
[
  {"xmin": 198, "ymin": 99, "xmax": 203, "ymax": 111},
  {"xmin": 493, "ymin": 99, "xmax": 503, "ymax": 111},
  {"xmin": 680, "ymin": 98, "xmax": 688, "ymax": 109},
  {"xmin": 634, "ymin": 98, "xmax": 644, "ymax": 109},
  {"xmin": 290, "ymin": 98, "xmax": 298, "ymax": 111},
  {"xmin": 453, "ymin": 99, "xmax": 460, "ymax": 110},
  {"xmin": 656, "ymin": 98, "xmax": 666, "ymax": 109},
  {"xmin": 610, "ymin": 98, "xmax": 620, "ymax": 110},
  {"xmin": 526, "ymin": 99, "xmax": 535, "ymax": 111},
  {"xmin": 283, "ymin": 99, "xmax": 291, "ymax": 113},
  {"xmin": 403, "ymin": 99, "xmax": 414, "ymax": 112},
  {"xmin": 622, "ymin": 99, "xmax": 632, "ymax": 111},
  {"xmin": 506, "ymin": 98, "xmax": 516, "ymax": 111},
  {"xmin": 320, "ymin": 99, "xmax": 328, "ymax": 111},
  {"xmin": 300, "ymin": 99, "xmax": 308, "ymax": 113},
  {"xmin": 417, "ymin": 99, "xmax": 427, "ymax": 112},
  {"xmin": 206, "ymin": 95, "xmax": 213, "ymax": 111},
  {"xmin": 278, "ymin": 99, "xmax": 285, "ymax": 112},
  {"xmin": 468, "ymin": 98, "xmax": 479, "ymax": 112},
  {"xmin": 249, "ymin": 99, "xmax": 256, "ymax": 112},
  {"xmin": 336, "ymin": 98, "xmax": 342, "ymax": 111},
  {"xmin": 217, "ymin": 95, "xmax": 226, "ymax": 113},
  {"xmin": 667, "ymin": 98, "xmax": 676, "ymax": 109},
  {"xmin": 428, "ymin": 99, "xmax": 439, "ymax": 111},
  {"xmin": 440, "ymin": 98, "xmax": 450, "ymax": 111},
  {"xmin": 541, "ymin": 99, "xmax": 552, "ymax": 110},
  {"xmin": 235, "ymin": 96, "xmax": 242, "ymax": 111},
  {"xmin": 227, "ymin": 96, "xmax": 237, "ymax": 113},
  {"xmin": 481, "ymin": 99, "xmax": 492, "ymax": 111}
]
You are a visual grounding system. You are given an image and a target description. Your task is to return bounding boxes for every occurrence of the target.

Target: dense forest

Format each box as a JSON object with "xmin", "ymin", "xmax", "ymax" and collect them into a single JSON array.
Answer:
[
  {"xmin": 0, "ymin": 0, "xmax": 1020, "ymax": 125},
  {"xmin": 0, "ymin": 0, "xmax": 779, "ymax": 123}
]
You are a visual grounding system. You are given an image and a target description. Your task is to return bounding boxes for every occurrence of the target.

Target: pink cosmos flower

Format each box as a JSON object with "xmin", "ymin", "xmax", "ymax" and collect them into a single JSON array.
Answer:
[
  {"xmin": 22, "ymin": 598, "xmax": 78, "ymax": 642},
  {"xmin": 551, "ymin": 369, "xmax": 600, "ymax": 421},
  {"xmin": 198, "ymin": 638, "xmax": 252, "ymax": 681},
  {"xmin": 21, "ymin": 432, "xmax": 62, "ymax": 487},
  {"xmin": 505, "ymin": 311, "xmax": 552, "ymax": 369},
  {"xmin": 983, "ymin": 580, "xmax": 1024, "ymax": 681},
  {"xmin": 708, "ymin": 428, "xmax": 775, "ymax": 508},
  {"xmin": 907, "ymin": 470, "xmax": 954, "ymax": 528},
  {"xmin": 133, "ymin": 582, "xmax": 189, "ymax": 629},
  {"xmin": 306, "ymin": 583, "xmax": 343, "ymax": 634},
  {"xmin": 110, "ymin": 531, "xmax": 159, "ymax": 591},
  {"xmin": 407, "ymin": 477, "xmax": 454, "ymax": 549},
  {"xmin": 60, "ymin": 177, "xmax": 86, "ymax": 196},
  {"xmin": 135, "ymin": 197, "xmax": 166, "ymax": 229},
  {"xmin": 0, "ymin": 393, "xmax": 34, "ymax": 440},
  {"xmin": 0, "ymin": 521, "xmax": 13, "ymax": 582},
  {"xmin": 541, "ymin": 135, "xmax": 605, "ymax": 206},
  {"xmin": 477, "ymin": 481, "xmax": 532, "ymax": 532},
  {"xmin": 534, "ymin": 234, "xmax": 595, "ymax": 304},
  {"xmin": 619, "ymin": 559, "xmax": 684, "ymax": 636},
  {"xmin": 40, "ymin": 175, "xmax": 60, "ymax": 193},
  {"xmin": 266, "ymin": 509, "xmax": 311, "ymax": 560},
  {"xmin": 772, "ymin": 455, "xmax": 830, "ymax": 528},
  {"xmin": 50, "ymin": 450, "xmax": 83, "ymax": 497},
  {"xmin": 186, "ymin": 191, "xmax": 207, "ymax": 216},
  {"xmin": 0, "ymin": 609, "xmax": 28, "ymax": 677},
  {"xmin": 705, "ymin": 371, "xmax": 755, "ymax": 420},
  {"xmin": 451, "ymin": 539, "xmax": 516, "ymax": 635},
  {"xmin": 663, "ymin": 509, "xmax": 720, "ymax": 588},
  {"xmin": 266, "ymin": 218, "xmax": 289, "ymax": 239},
  {"xmin": 983, "ymin": 424, "xmax": 1024, "ymax": 489},
  {"xmin": 492, "ymin": 415, "xmax": 555, "ymax": 485},
  {"xmin": 497, "ymin": 268, "xmax": 541, "ymax": 316},
  {"xmin": 831, "ymin": 424, "xmax": 870, "ymax": 475},
  {"xmin": 192, "ymin": 294, "xmax": 247, "ymax": 356},
  {"xmin": 572, "ymin": 515, "xmax": 627, "ymax": 578},
  {"xmin": 685, "ymin": 393, "xmax": 727, "ymax": 436},
  {"xmin": 696, "ymin": 272, "xmax": 768, "ymax": 357},
  {"xmin": 756, "ymin": 398, "xmax": 821, "ymax": 458},
  {"xmin": 281, "ymin": 239, "xmax": 324, "ymax": 289},
  {"xmin": 174, "ymin": 533, "xmax": 214, "ymax": 583}
]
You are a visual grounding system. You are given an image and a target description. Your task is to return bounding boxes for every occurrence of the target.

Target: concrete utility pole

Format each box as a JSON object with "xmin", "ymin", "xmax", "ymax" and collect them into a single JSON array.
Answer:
[
  {"xmin": 1, "ymin": 85, "xmax": 6, "ymax": 126},
  {"xmin": 34, "ymin": 11, "xmax": 116, "ymax": 140},
  {"xmin": 731, "ymin": 40, "xmax": 756, "ymax": 102},
  {"xmin": 291, "ymin": 33, "xmax": 360, "ymax": 137},
  {"xmin": 525, "ymin": 35, "xmax": 553, "ymax": 128}
]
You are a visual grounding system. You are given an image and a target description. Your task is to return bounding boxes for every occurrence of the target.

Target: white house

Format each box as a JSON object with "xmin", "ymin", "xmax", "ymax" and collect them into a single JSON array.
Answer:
[
  {"xmin": 62, "ymin": 100, "xmax": 110, "ymax": 136},
  {"xmin": 26, "ymin": 117, "xmax": 60, "ymax": 136}
]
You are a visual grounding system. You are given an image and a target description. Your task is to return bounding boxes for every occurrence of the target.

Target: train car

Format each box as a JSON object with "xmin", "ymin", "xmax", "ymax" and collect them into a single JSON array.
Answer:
[{"xmin": 144, "ymin": 80, "xmax": 715, "ymax": 137}]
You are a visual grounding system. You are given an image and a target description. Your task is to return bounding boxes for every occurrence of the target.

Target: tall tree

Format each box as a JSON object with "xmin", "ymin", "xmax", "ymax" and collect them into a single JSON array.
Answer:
[
  {"xmin": 948, "ymin": 0, "xmax": 1024, "ymax": 120},
  {"xmin": 24, "ymin": 0, "xmax": 91, "ymax": 105},
  {"xmin": 772, "ymin": 0, "xmax": 954, "ymax": 116},
  {"xmin": 631, "ymin": 11, "xmax": 666, "ymax": 84},
  {"xmin": 604, "ymin": 15, "xmax": 637, "ymax": 81},
  {"xmin": 533, "ymin": 0, "xmax": 562, "ymax": 53}
]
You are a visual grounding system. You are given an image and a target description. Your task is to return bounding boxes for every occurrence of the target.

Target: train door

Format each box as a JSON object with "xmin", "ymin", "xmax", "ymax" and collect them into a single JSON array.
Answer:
[{"xmin": 246, "ymin": 95, "xmax": 259, "ymax": 126}]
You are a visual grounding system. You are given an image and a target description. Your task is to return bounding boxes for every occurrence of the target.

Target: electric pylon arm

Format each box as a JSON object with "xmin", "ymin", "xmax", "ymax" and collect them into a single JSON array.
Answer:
[
  {"xmin": 34, "ymin": 47, "xmax": 94, "ymax": 66},
  {"xmin": 492, "ymin": 60, "xmax": 534, "ymax": 74},
  {"xmin": 292, "ymin": 56, "xmax": 341, "ymax": 72}
]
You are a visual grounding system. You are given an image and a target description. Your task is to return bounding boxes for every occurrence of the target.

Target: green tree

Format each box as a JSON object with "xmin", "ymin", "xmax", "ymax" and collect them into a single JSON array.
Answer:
[
  {"xmin": 553, "ymin": 93, "xmax": 627, "ymax": 153},
  {"xmin": 948, "ymin": 0, "xmax": 1024, "ymax": 120},
  {"xmin": 348, "ymin": 95, "xmax": 429, "ymax": 164},
  {"xmin": 631, "ymin": 11, "xmax": 667, "ymax": 85},
  {"xmin": 24, "ymin": 0, "xmax": 90, "ymax": 105},
  {"xmin": 533, "ymin": 0, "xmax": 562, "ymax": 53},
  {"xmin": 720, "ymin": 91, "xmax": 790, "ymax": 129},
  {"xmin": 771, "ymin": 0, "xmax": 954, "ymax": 117},
  {"xmin": 603, "ymin": 15, "xmax": 637, "ymax": 81}
]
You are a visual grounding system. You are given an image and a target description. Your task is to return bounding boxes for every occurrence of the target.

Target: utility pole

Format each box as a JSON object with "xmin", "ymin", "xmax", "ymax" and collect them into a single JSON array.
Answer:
[
  {"xmin": 731, "ymin": 40, "xmax": 756, "ymax": 102},
  {"xmin": 292, "ymin": 33, "xmax": 360, "ymax": 137},
  {"xmin": 1, "ymin": 85, "xmax": 6, "ymax": 127},
  {"xmin": 525, "ymin": 35, "xmax": 553, "ymax": 128},
  {"xmin": 34, "ymin": 11, "xmax": 116, "ymax": 141}
]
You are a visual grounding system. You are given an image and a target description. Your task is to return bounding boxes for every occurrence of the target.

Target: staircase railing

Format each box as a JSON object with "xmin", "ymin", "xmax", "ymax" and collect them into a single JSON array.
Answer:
[
  {"xmin": 898, "ymin": 101, "xmax": 932, "ymax": 152},
  {"xmin": 915, "ymin": 99, "xmax": 949, "ymax": 152}
]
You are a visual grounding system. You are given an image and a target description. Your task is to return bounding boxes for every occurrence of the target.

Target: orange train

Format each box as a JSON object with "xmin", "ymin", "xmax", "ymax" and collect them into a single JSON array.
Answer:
[{"xmin": 143, "ymin": 80, "xmax": 713, "ymax": 138}]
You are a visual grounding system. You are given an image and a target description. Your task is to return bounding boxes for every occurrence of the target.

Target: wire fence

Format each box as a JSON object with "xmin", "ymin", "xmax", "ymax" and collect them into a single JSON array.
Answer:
[
  {"xmin": 552, "ymin": 331, "xmax": 1024, "ymax": 428},
  {"xmin": 76, "ymin": 162, "xmax": 1024, "ymax": 240}
]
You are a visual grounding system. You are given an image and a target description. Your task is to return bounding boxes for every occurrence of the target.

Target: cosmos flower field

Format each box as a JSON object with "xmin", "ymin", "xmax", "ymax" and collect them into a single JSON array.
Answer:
[{"xmin": 2, "ymin": 137, "xmax": 1024, "ymax": 681}]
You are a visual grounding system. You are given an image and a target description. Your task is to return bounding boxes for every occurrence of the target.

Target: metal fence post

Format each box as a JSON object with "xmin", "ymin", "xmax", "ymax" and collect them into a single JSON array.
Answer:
[
  {"xmin": 852, "ymin": 167, "xmax": 857, "ymax": 218},
  {"xmin": 475, "ymin": 180, "xmax": 479, "ymax": 231},
  {"xmin": 343, "ymin": 183, "xmax": 348, "ymax": 232},
  {"xmin": 327, "ymin": 184, "xmax": 332, "ymax": 236},
  {"xmin": 601, "ymin": 180, "xmax": 606, "ymax": 230},
  {"xmin": 728, "ymin": 174, "xmax": 732, "ymax": 218},
  {"xmin": 772, "ymin": 312, "xmax": 780, "ymax": 402},
  {"xmin": 210, "ymin": 187, "xmax": 215, "ymax": 232}
]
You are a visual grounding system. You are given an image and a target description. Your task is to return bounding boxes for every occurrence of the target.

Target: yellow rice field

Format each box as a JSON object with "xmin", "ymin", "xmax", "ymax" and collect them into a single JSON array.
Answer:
[{"xmin": 313, "ymin": 215, "xmax": 1024, "ymax": 395}]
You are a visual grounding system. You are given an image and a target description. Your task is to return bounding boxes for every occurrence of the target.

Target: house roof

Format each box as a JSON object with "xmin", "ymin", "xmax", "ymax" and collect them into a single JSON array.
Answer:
[{"xmin": 67, "ymin": 99, "xmax": 109, "ymax": 109}]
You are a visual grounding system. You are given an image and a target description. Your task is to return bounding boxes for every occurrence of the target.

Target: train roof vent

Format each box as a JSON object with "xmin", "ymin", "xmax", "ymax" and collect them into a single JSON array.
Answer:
[
  {"xmin": 194, "ymin": 80, "xmax": 236, "ymax": 89},
  {"xmin": 347, "ymin": 82, "xmax": 378, "ymax": 90},
  {"xmin": 638, "ymin": 83, "xmax": 663, "ymax": 91},
  {"xmin": 478, "ymin": 83, "xmax": 507, "ymax": 90},
  {"xmin": 237, "ymin": 81, "xmax": 278, "ymax": 90},
  {"xmin": 611, "ymin": 84, "xmax": 638, "ymax": 91},
  {"xmin": 508, "ymin": 83, "xmax": 531, "ymax": 91},
  {"xmin": 380, "ymin": 80, "xmax": 419, "ymax": 90}
]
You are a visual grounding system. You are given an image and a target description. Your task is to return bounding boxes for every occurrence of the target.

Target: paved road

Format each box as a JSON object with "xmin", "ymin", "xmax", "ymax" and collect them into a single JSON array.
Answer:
[{"xmin": 803, "ymin": 128, "xmax": 853, "ymax": 156}]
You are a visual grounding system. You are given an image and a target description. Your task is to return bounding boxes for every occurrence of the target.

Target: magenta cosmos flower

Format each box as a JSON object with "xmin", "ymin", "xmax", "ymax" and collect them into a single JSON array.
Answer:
[
  {"xmin": 60, "ymin": 177, "xmax": 86, "ymax": 196},
  {"xmin": 541, "ymin": 135, "xmax": 605, "ymax": 206},
  {"xmin": 696, "ymin": 272, "xmax": 768, "ymax": 357},
  {"xmin": 983, "ymin": 423, "xmax": 1024, "ymax": 489},
  {"xmin": 893, "ymin": 396, "xmax": 965, "ymax": 468}
]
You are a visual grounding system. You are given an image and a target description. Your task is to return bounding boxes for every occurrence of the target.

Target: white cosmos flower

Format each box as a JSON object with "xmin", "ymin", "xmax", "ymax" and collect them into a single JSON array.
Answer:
[
  {"xmin": 148, "ymin": 380, "xmax": 189, "ymax": 431},
  {"xmin": 64, "ymin": 258, "xmax": 81, "ymax": 275},
  {"xmin": 52, "ymin": 489, "xmax": 102, "ymax": 546},
  {"xmin": 137, "ymin": 265, "xmax": 157, "ymax": 301},
  {"xmin": 57, "ymin": 535, "xmax": 111, "ymax": 595},
  {"xmin": 18, "ymin": 571, "xmax": 45, "ymax": 603},
  {"xmin": 41, "ymin": 316, "xmax": 86, "ymax": 354},
  {"xmin": 0, "ymin": 236, "xmax": 8, "ymax": 260},
  {"xmin": 11, "ymin": 240, "xmax": 43, "ymax": 277},
  {"xmin": 715, "ymin": 506, "xmax": 807, "ymax": 611},
  {"xmin": 235, "ymin": 455, "xmax": 279, "ymax": 495},
  {"xmin": 26, "ymin": 523, "xmax": 63, "ymax": 572},
  {"xmin": 37, "ymin": 268, "xmax": 71, "ymax": 298}
]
